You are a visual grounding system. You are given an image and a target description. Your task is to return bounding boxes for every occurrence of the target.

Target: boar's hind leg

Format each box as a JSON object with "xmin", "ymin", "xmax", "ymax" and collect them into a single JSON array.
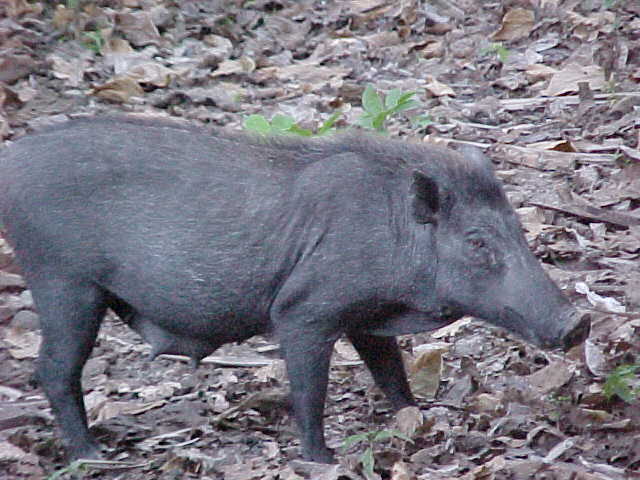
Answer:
[
  {"xmin": 31, "ymin": 275, "xmax": 106, "ymax": 460},
  {"xmin": 347, "ymin": 333, "xmax": 416, "ymax": 410}
]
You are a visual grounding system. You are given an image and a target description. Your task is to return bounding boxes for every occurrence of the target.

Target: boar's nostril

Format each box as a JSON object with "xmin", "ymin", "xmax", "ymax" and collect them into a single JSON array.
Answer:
[{"xmin": 562, "ymin": 312, "xmax": 591, "ymax": 351}]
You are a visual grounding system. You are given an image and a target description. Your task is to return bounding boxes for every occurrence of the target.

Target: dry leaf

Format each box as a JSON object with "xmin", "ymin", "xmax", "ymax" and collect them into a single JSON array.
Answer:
[
  {"xmin": 491, "ymin": 8, "xmax": 535, "ymax": 42},
  {"xmin": 517, "ymin": 206, "xmax": 548, "ymax": 237},
  {"xmin": 5, "ymin": 0, "xmax": 42, "ymax": 18},
  {"xmin": 0, "ymin": 53, "xmax": 37, "ymax": 84},
  {"xmin": 47, "ymin": 53, "xmax": 89, "ymax": 87},
  {"xmin": 52, "ymin": 4, "xmax": 75, "ymax": 30},
  {"xmin": 91, "ymin": 76, "xmax": 144, "ymax": 103},
  {"xmin": 390, "ymin": 461, "xmax": 414, "ymax": 480},
  {"xmin": 431, "ymin": 317, "xmax": 471, "ymax": 339},
  {"xmin": 524, "ymin": 64, "xmax": 557, "ymax": 82},
  {"xmin": 584, "ymin": 339, "xmax": 607, "ymax": 377},
  {"xmin": 424, "ymin": 76, "xmax": 455, "ymax": 97},
  {"xmin": 410, "ymin": 345, "xmax": 445, "ymax": 399},
  {"xmin": 575, "ymin": 282, "xmax": 626, "ymax": 313},
  {"xmin": 136, "ymin": 382, "xmax": 181, "ymax": 401},
  {"xmin": 395, "ymin": 406, "xmax": 424, "ymax": 438},
  {"xmin": 116, "ymin": 11, "xmax": 162, "ymax": 47},
  {"xmin": 334, "ymin": 338, "xmax": 360, "ymax": 361},
  {"xmin": 472, "ymin": 393, "xmax": 503, "ymax": 413},
  {"xmin": 527, "ymin": 139, "xmax": 577, "ymax": 152},
  {"xmin": 126, "ymin": 62, "xmax": 176, "ymax": 87},
  {"xmin": 95, "ymin": 401, "xmax": 130, "ymax": 422},
  {"xmin": 211, "ymin": 56, "xmax": 256, "ymax": 78},
  {"xmin": 526, "ymin": 361, "xmax": 574, "ymax": 395},
  {"xmin": 542, "ymin": 64, "xmax": 606, "ymax": 96},
  {"xmin": 254, "ymin": 63, "xmax": 349, "ymax": 85},
  {"xmin": 5, "ymin": 328, "xmax": 40, "ymax": 359}
]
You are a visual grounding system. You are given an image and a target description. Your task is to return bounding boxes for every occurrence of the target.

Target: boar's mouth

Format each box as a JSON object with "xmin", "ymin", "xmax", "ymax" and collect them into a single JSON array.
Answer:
[{"xmin": 498, "ymin": 307, "xmax": 590, "ymax": 351}]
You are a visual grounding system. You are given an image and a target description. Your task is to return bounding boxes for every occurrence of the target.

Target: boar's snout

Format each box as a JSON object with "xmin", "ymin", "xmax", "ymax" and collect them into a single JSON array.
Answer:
[{"xmin": 560, "ymin": 311, "xmax": 591, "ymax": 351}]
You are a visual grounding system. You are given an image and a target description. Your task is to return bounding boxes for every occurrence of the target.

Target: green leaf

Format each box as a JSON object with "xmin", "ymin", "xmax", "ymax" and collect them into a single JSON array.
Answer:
[
  {"xmin": 412, "ymin": 113, "xmax": 433, "ymax": 128},
  {"xmin": 270, "ymin": 114, "xmax": 295, "ymax": 132},
  {"xmin": 396, "ymin": 91, "xmax": 418, "ymax": 106},
  {"xmin": 371, "ymin": 111, "xmax": 388, "ymax": 131},
  {"xmin": 372, "ymin": 430, "xmax": 395, "ymax": 442},
  {"xmin": 318, "ymin": 111, "xmax": 342, "ymax": 135},
  {"xmin": 243, "ymin": 115, "xmax": 271, "ymax": 135},
  {"xmin": 385, "ymin": 89, "xmax": 403, "ymax": 109},
  {"xmin": 362, "ymin": 84, "xmax": 384, "ymax": 115},
  {"xmin": 603, "ymin": 363, "xmax": 640, "ymax": 403},
  {"xmin": 388, "ymin": 100, "xmax": 420, "ymax": 116},
  {"xmin": 343, "ymin": 432, "xmax": 370, "ymax": 449},
  {"xmin": 288, "ymin": 124, "xmax": 313, "ymax": 136},
  {"xmin": 361, "ymin": 447, "xmax": 375, "ymax": 478},
  {"xmin": 356, "ymin": 113, "xmax": 375, "ymax": 130}
]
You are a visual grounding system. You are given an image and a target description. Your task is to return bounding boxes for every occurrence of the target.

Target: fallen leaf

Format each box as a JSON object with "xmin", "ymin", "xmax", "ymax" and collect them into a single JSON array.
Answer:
[
  {"xmin": 491, "ymin": 8, "xmax": 535, "ymax": 42},
  {"xmin": 210, "ymin": 56, "xmax": 256, "ymax": 78},
  {"xmin": 395, "ymin": 406, "xmax": 424, "ymax": 438},
  {"xmin": 542, "ymin": 64, "xmax": 606, "ymax": 96},
  {"xmin": 576, "ymin": 282, "xmax": 626, "ymax": 313},
  {"xmin": 91, "ymin": 76, "xmax": 144, "ymax": 103},
  {"xmin": 126, "ymin": 62, "xmax": 176, "ymax": 87},
  {"xmin": 0, "ymin": 52, "xmax": 37, "ymax": 84},
  {"xmin": 116, "ymin": 11, "xmax": 162, "ymax": 47},
  {"xmin": 47, "ymin": 53, "xmax": 90, "ymax": 87},
  {"xmin": 527, "ymin": 139, "xmax": 577, "ymax": 152},
  {"xmin": 424, "ymin": 76, "xmax": 455, "ymax": 97},
  {"xmin": 524, "ymin": 64, "xmax": 557, "ymax": 82},
  {"xmin": 4, "ymin": 0, "xmax": 42, "ymax": 19},
  {"xmin": 526, "ymin": 361, "xmax": 574, "ymax": 395},
  {"xmin": 431, "ymin": 317, "xmax": 472, "ymax": 339},
  {"xmin": 390, "ymin": 461, "xmax": 414, "ymax": 480},
  {"xmin": 584, "ymin": 340, "xmax": 607, "ymax": 377},
  {"xmin": 5, "ymin": 328, "xmax": 40, "ymax": 359},
  {"xmin": 410, "ymin": 345, "xmax": 445, "ymax": 399}
]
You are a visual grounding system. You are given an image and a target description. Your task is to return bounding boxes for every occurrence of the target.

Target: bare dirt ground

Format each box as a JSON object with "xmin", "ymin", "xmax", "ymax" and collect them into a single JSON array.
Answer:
[{"xmin": 1, "ymin": 1, "xmax": 639, "ymax": 479}]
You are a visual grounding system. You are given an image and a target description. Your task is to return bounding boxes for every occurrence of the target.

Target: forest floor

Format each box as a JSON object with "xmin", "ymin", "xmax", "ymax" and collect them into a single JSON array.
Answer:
[{"xmin": 1, "ymin": 1, "xmax": 639, "ymax": 479}]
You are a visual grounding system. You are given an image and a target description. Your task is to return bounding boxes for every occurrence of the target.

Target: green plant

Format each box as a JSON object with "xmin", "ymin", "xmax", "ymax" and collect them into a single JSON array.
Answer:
[
  {"xmin": 46, "ymin": 460, "xmax": 89, "ymax": 480},
  {"xmin": 243, "ymin": 111, "xmax": 341, "ymax": 136},
  {"xmin": 482, "ymin": 42, "xmax": 510, "ymax": 63},
  {"xmin": 603, "ymin": 363, "xmax": 640, "ymax": 403},
  {"xmin": 356, "ymin": 85, "xmax": 421, "ymax": 132},
  {"xmin": 412, "ymin": 113, "xmax": 433, "ymax": 129},
  {"xmin": 343, "ymin": 429, "xmax": 413, "ymax": 478},
  {"xmin": 82, "ymin": 30, "xmax": 104, "ymax": 54}
]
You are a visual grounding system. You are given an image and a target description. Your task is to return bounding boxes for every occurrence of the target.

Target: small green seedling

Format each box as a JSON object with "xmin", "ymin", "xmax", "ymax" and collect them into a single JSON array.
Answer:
[
  {"xmin": 482, "ymin": 42, "xmax": 510, "ymax": 63},
  {"xmin": 343, "ymin": 429, "xmax": 413, "ymax": 478},
  {"xmin": 603, "ymin": 363, "xmax": 640, "ymax": 403},
  {"xmin": 46, "ymin": 460, "xmax": 89, "ymax": 480},
  {"xmin": 243, "ymin": 111, "xmax": 341, "ymax": 137},
  {"xmin": 82, "ymin": 30, "xmax": 104, "ymax": 54},
  {"xmin": 412, "ymin": 113, "xmax": 433, "ymax": 129},
  {"xmin": 357, "ymin": 85, "xmax": 422, "ymax": 132}
]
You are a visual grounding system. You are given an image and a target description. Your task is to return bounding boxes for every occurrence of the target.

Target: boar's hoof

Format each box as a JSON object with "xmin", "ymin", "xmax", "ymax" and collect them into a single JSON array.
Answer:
[
  {"xmin": 304, "ymin": 446, "xmax": 336, "ymax": 464},
  {"xmin": 562, "ymin": 312, "xmax": 591, "ymax": 351},
  {"xmin": 69, "ymin": 439, "xmax": 103, "ymax": 462}
]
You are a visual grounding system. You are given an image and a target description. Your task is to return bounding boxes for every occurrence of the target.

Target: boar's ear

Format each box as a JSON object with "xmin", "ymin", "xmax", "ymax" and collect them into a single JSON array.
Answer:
[{"xmin": 411, "ymin": 171, "xmax": 439, "ymax": 224}]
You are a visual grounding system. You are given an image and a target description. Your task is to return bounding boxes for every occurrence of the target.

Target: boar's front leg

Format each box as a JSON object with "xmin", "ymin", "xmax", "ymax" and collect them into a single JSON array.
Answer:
[
  {"xmin": 275, "ymin": 320, "xmax": 338, "ymax": 464},
  {"xmin": 347, "ymin": 333, "xmax": 416, "ymax": 410},
  {"xmin": 30, "ymin": 274, "xmax": 105, "ymax": 460},
  {"xmin": 271, "ymin": 273, "xmax": 342, "ymax": 464}
]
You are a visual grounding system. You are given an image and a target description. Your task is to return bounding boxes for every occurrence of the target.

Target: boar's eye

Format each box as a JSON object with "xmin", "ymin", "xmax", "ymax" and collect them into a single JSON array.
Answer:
[
  {"xmin": 468, "ymin": 237, "xmax": 485, "ymax": 249},
  {"xmin": 465, "ymin": 234, "xmax": 500, "ymax": 267}
]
